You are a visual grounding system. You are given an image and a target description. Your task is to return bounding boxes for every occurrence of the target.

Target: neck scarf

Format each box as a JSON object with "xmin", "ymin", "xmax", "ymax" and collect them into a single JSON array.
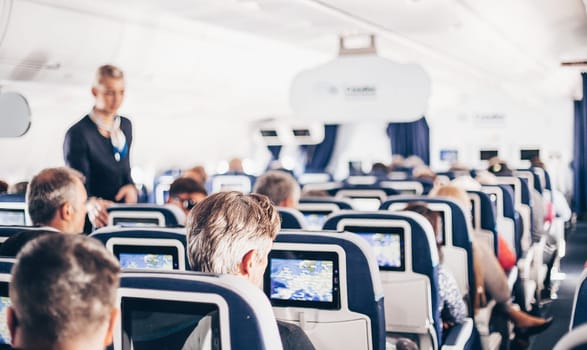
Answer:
[{"xmin": 90, "ymin": 111, "xmax": 127, "ymax": 161}]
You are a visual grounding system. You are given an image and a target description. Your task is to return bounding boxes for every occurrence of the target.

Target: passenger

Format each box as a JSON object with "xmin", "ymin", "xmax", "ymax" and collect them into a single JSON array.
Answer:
[
  {"xmin": 183, "ymin": 165, "xmax": 208, "ymax": 186},
  {"xmin": 430, "ymin": 184, "xmax": 552, "ymax": 335},
  {"xmin": 25, "ymin": 167, "xmax": 87, "ymax": 234},
  {"xmin": 404, "ymin": 203, "xmax": 467, "ymax": 338},
  {"xmin": 369, "ymin": 162, "xmax": 389, "ymax": 179},
  {"xmin": 404, "ymin": 155, "xmax": 425, "ymax": 169},
  {"xmin": 63, "ymin": 64, "xmax": 137, "ymax": 227},
  {"xmin": 185, "ymin": 191, "xmax": 315, "ymax": 350},
  {"xmin": 0, "ymin": 230, "xmax": 56, "ymax": 257},
  {"xmin": 8, "ymin": 234, "xmax": 120, "ymax": 350},
  {"xmin": 7, "ymin": 181, "xmax": 28, "ymax": 195},
  {"xmin": 228, "ymin": 157, "xmax": 244, "ymax": 174},
  {"xmin": 253, "ymin": 170, "xmax": 301, "ymax": 208},
  {"xmin": 166, "ymin": 177, "xmax": 207, "ymax": 217},
  {"xmin": 0, "ymin": 180, "xmax": 7, "ymax": 194},
  {"xmin": 487, "ymin": 160, "xmax": 546, "ymax": 243}
]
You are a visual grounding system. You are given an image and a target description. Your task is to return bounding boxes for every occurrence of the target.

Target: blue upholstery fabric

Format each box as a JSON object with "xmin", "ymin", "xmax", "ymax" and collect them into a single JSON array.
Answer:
[
  {"xmin": 468, "ymin": 190, "xmax": 499, "ymax": 255},
  {"xmin": 572, "ymin": 272, "xmax": 587, "ymax": 329},
  {"xmin": 120, "ymin": 272, "xmax": 274, "ymax": 349},
  {"xmin": 326, "ymin": 185, "xmax": 400, "ymax": 197},
  {"xmin": 0, "ymin": 225, "xmax": 41, "ymax": 242},
  {"xmin": 0, "ymin": 260, "xmax": 13, "ymax": 274},
  {"xmin": 275, "ymin": 231, "xmax": 386, "ymax": 350},
  {"xmin": 278, "ymin": 209, "xmax": 305, "ymax": 229},
  {"xmin": 573, "ymin": 73, "xmax": 587, "ymax": 213},
  {"xmin": 0, "ymin": 194, "xmax": 25, "ymax": 203},
  {"xmin": 322, "ymin": 212, "xmax": 441, "ymax": 342}
]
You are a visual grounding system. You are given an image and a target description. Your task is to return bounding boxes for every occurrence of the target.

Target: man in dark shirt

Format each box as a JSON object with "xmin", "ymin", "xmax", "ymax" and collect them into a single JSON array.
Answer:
[
  {"xmin": 186, "ymin": 192, "xmax": 316, "ymax": 350},
  {"xmin": 63, "ymin": 64, "xmax": 137, "ymax": 227}
]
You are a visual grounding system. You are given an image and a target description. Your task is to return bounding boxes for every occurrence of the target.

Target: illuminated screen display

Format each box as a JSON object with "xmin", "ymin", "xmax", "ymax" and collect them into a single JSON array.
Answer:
[
  {"xmin": 114, "ymin": 245, "xmax": 179, "ymax": 270},
  {"xmin": 0, "ymin": 283, "xmax": 10, "ymax": 345},
  {"xmin": 302, "ymin": 211, "xmax": 331, "ymax": 230},
  {"xmin": 265, "ymin": 250, "xmax": 340, "ymax": 310},
  {"xmin": 0, "ymin": 209, "xmax": 26, "ymax": 226},
  {"xmin": 344, "ymin": 226, "xmax": 405, "ymax": 271},
  {"xmin": 440, "ymin": 149, "xmax": 459, "ymax": 162},
  {"xmin": 112, "ymin": 217, "xmax": 160, "ymax": 227},
  {"xmin": 121, "ymin": 298, "xmax": 220, "ymax": 350}
]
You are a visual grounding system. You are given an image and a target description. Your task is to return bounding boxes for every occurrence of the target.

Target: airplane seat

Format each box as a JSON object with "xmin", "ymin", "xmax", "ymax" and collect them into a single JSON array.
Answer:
[
  {"xmin": 0, "ymin": 258, "xmax": 14, "ymax": 348},
  {"xmin": 0, "ymin": 226, "xmax": 50, "ymax": 250},
  {"xmin": 467, "ymin": 191, "xmax": 499, "ymax": 256},
  {"xmin": 297, "ymin": 172, "xmax": 333, "ymax": 185},
  {"xmin": 297, "ymin": 197, "xmax": 354, "ymax": 229},
  {"xmin": 323, "ymin": 211, "xmax": 478, "ymax": 350},
  {"xmin": 210, "ymin": 173, "xmax": 254, "ymax": 194},
  {"xmin": 106, "ymin": 204, "xmax": 186, "ymax": 227},
  {"xmin": 380, "ymin": 197, "xmax": 501, "ymax": 350},
  {"xmin": 378, "ymin": 180, "xmax": 425, "ymax": 195},
  {"xmin": 0, "ymin": 194, "xmax": 29, "ymax": 226},
  {"xmin": 116, "ymin": 271, "xmax": 283, "ymax": 350},
  {"xmin": 552, "ymin": 324, "xmax": 587, "ymax": 350},
  {"xmin": 329, "ymin": 187, "xmax": 399, "ymax": 211},
  {"xmin": 570, "ymin": 269, "xmax": 587, "ymax": 329},
  {"xmin": 90, "ymin": 227, "xmax": 188, "ymax": 271},
  {"xmin": 277, "ymin": 207, "xmax": 307, "ymax": 229},
  {"xmin": 269, "ymin": 230, "xmax": 385, "ymax": 350}
]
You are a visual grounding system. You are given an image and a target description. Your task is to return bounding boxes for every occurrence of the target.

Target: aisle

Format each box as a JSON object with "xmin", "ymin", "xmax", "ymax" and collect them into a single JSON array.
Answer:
[{"xmin": 530, "ymin": 222, "xmax": 587, "ymax": 349}]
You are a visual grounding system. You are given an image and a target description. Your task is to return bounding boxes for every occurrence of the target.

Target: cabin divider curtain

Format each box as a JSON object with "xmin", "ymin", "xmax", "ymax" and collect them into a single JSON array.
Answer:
[
  {"xmin": 302, "ymin": 124, "xmax": 339, "ymax": 173},
  {"xmin": 386, "ymin": 117, "xmax": 430, "ymax": 165},
  {"xmin": 267, "ymin": 145, "xmax": 282, "ymax": 160},
  {"xmin": 573, "ymin": 73, "xmax": 587, "ymax": 214}
]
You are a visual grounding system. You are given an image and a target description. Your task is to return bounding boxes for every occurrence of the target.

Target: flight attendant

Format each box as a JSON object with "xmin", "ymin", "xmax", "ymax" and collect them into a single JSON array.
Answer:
[{"xmin": 63, "ymin": 64, "xmax": 137, "ymax": 227}]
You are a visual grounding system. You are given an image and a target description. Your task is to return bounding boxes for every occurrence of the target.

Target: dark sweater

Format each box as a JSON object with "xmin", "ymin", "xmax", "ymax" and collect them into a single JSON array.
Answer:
[{"xmin": 63, "ymin": 115, "xmax": 133, "ymax": 201}]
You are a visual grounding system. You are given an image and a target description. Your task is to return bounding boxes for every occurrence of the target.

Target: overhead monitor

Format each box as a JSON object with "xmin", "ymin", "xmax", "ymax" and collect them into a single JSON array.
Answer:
[
  {"xmin": 0, "ymin": 281, "xmax": 10, "ymax": 345},
  {"xmin": 301, "ymin": 210, "xmax": 332, "ymax": 230},
  {"xmin": 520, "ymin": 149, "xmax": 540, "ymax": 161},
  {"xmin": 480, "ymin": 150, "xmax": 498, "ymax": 161},
  {"xmin": 120, "ymin": 296, "xmax": 221, "ymax": 349},
  {"xmin": 0, "ymin": 208, "xmax": 26, "ymax": 226},
  {"xmin": 439, "ymin": 149, "xmax": 459, "ymax": 163},
  {"xmin": 107, "ymin": 238, "xmax": 185, "ymax": 271},
  {"xmin": 265, "ymin": 250, "xmax": 340, "ymax": 310},
  {"xmin": 343, "ymin": 225, "xmax": 405, "ymax": 271}
]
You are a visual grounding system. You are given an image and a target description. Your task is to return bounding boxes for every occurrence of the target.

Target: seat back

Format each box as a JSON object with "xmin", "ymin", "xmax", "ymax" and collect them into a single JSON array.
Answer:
[
  {"xmin": 298, "ymin": 172, "xmax": 333, "ymax": 185},
  {"xmin": 571, "ymin": 269, "xmax": 587, "ymax": 329},
  {"xmin": 90, "ymin": 227, "xmax": 188, "ymax": 271},
  {"xmin": 379, "ymin": 180, "xmax": 425, "ymax": 195},
  {"xmin": 553, "ymin": 324, "xmax": 587, "ymax": 350},
  {"xmin": 298, "ymin": 197, "xmax": 353, "ymax": 229},
  {"xmin": 107, "ymin": 204, "xmax": 186, "ymax": 227},
  {"xmin": 0, "ymin": 194, "xmax": 29, "ymax": 226},
  {"xmin": 277, "ymin": 207, "xmax": 307, "ymax": 229},
  {"xmin": 495, "ymin": 177, "xmax": 532, "ymax": 252},
  {"xmin": 210, "ymin": 174, "xmax": 253, "ymax": 194},
  {"xmin": 468, "ymin": 191, "xmax": 498, "ymax": 255},
  {"xmin": 331, "ymin": 187, "xmax": 399, "ymax": 211},
  {"xmin": 482, "ymin": 185, "xmax": 521, "ymax": 258},
  {"xmin": 268, "ymin": 230, "xmax": 385, "ymax": 350},
  {"xmin": 323, "ymin": 211, "xmax": 440, "ymax": 349},
  {"xmin": 0, "ymin": 225, "xmax": 41, "ymax": 245},
  {"xmin": 0, "ymin": 259, "xmax": 14, "ymax": 345},
  {"xmin": 380, "ymin": 196, "xmax": 474, "ymax": 303},
  {"xmin": 116, "ymin": 271, "xmax": 283, "ymax": 350}
]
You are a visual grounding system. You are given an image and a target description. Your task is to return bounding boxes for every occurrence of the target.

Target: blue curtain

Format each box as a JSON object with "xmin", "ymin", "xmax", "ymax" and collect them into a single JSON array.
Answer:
[
  {"xmin": 267, "ymin": 145, "xmax": 282, "ymax": 160},
  {"xmin": 573, "ymin": 73, "xmax": 587, "ymax": 214},
  {"xmin": 386, "ymin": 117, "xmax": 430, "ymax": 165},
  {"xmin": 303, "ymin": 124, "xmax": 339, "ymax": 172}
]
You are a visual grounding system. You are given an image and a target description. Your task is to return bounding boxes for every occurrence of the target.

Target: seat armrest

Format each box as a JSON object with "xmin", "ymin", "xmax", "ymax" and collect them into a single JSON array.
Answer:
[
  {"xmin": 474, "ymin": 300, "xmax": 497, "ymax": 336},
  {"xmin": 507, "ymin": 266, "xmax": 519, "ymax": 291},
  {"xmin": 441, "ymin": 318, "xmax": 475, "ymax": 350}
]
